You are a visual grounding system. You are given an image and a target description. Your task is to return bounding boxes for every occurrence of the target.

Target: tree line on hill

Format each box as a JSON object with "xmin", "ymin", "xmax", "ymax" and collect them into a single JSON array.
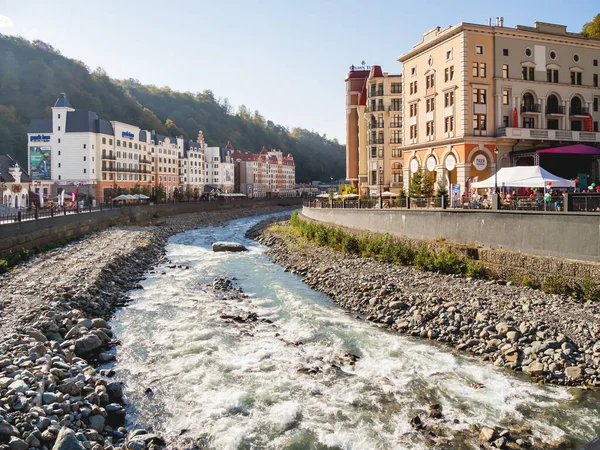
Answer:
[{"xmin": 0, "ymin": 34, "xmax": 345, "ymax": 182}]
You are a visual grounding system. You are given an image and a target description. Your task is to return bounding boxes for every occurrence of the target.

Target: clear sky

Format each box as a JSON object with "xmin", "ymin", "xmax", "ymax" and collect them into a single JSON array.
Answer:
[{"xmin": 0, "ymin": 0, "xmax": 598, "ymax": 144}]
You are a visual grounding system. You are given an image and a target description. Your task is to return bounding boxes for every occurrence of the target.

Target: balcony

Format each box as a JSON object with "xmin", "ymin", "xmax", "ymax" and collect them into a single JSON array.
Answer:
[
  {"xmin": 367, "ymin": 138, "xmax": 385, "ymax": 145},
  {"xmin": 545, "ymin": 105, "xmax": 565, "ymax": 115},
  {"xmin": 370, "ymin": 89, "xmax": 384, "ymax": 97},
  {"xmin": 366, "ymin": 105, "xmax": 385, "ymax": 112},
  {"xmin": 570, "ymin": 107, "xmax": 589, "ymax": 117},
  {"xmin": 521, "ymin": 103, "xmax": 541, "ymax": 114},
  {"xmin": 139, "ymin": 158, "xmax": 151, "ymax": 164},
  {"xmin": 368, "ymin": 123, "xmax": 384, "ymax": 129},
  {"xmin": 390, "ymin": 123, "xmax": 402, "ymax": 128},
  {"xmin": 388, "ymin": 105, "xmax": 402, "ymax": 112},
  {"xmin": 497, "ymin": 127, "xmax": 600, "ymax": 142},
  {"xmin": 102, "ymin": 154, "xmax": 116, "ymax": 161},
  {"xmin": 101, "ymin": 166, "xmax": 115, "ymax": 172}
]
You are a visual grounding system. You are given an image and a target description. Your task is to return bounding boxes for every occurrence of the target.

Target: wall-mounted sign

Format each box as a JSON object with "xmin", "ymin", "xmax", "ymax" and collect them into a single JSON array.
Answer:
[
  {"xmin": 29, "ymin": 135, "xmax": 51, "ymax": 142},
  {"xmin": 410, "ymin": 159, "xmax": 419, "ymax": 173},
  {"xmin": 426, "ymin": 156, "xmax": 436, "ymax": 171},
  {"xmin": 445, "ymin": 155, "xmax": 456, "ymax": 171},
  {"xmin": 122, "ymin": 131, "xmax": 135, "ymax": 139},
  {"xmin": 473, "ymin": 154, "xmax": 488, "ymax": 171}
]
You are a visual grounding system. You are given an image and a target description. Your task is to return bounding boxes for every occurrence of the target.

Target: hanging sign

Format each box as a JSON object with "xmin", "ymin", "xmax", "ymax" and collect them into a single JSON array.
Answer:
[
  {"xmin": 513, "ymin": 107, "xmax": 518, "ymax": 127},
  {"xmin": 473, "ymin": 154, "xmax": 488, "ymax": 171},
  {"xmin": 410, "ymin": 159, "xmax": 419, "ymax": 173},
  {"xmin": 445, "ymin": 155, "xmax": 456, "ymax": 171},
  {"xmin": 426, "ymin": 156, "xmax": 436, "ymax": 172}
]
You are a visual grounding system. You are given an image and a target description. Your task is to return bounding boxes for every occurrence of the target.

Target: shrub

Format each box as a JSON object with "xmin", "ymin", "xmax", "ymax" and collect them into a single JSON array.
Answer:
[
  {"xmin": 542, "ymin": 275, "xmax": 567, "ymax": 295},
  {"xmin": 289, "ymin": 210, "xmax": 300, "ymax": 227},
  {"xmin": 0, "ymin": 259, "xmax": 8, "ymax": 274},
  {"xmin": 465, "ymin": 261, "xmax": 487, "ymax": 279},
  {"xmin": 328, "ymin": 227, "xmax": 345, "ymax": 250},
  {"xmin": 414, "ymin": 245, "xmax": 434, "ymax": 271},
  {"xmin": 433, "ymin": 248, "xmax": 465, "ymax": 275},
  {"xmin": 521, "ymin": 275, "xmax": 541, "ymax": 289},
  {"xmin": 579, "ymin": 277, "xmax": 599, "ymax": 302},
  {"xmin": 315, "ymin": 224, "xmax": 329, "ymax": 246},
  {"xmin": 341, "ymin": 234, "xmax": 360, "ymax": 254}
]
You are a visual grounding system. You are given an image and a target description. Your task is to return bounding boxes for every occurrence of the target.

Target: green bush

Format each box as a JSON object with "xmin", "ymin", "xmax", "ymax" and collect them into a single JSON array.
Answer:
[
  {"xmin": 289, "ymin": 210, "xmax": 300, "ymax": 227},
  {"xmin": 341, "ymin": 234, "xmax": 360, "ymax": 254},
  {"xmin": 315, "ymin": 224, "xmax": 329, "ymax": 246},
  {"xmin": 414, "ymin": 245, "xmax": 435, "ymax": 271},
  {"xmin": 579, "ymin": 277, "xmax": 599, "ymax": 302},
  {"xmin": 542, "ymin": 275, "xmax": 567, "ymax": 295},
  {"xmin": 465, "ymin": 261, "xmax": 487, "ymax": 279},
  {"xmin": 0, "ymin": 259, "xmax": 8, "ymax": 274},
  {"xmin": 521, "ymin": 275, "xmax": 541, "ymax": 289},
  {"xmin": 433, "ymin": 248, "xmax": 465, "ymax": 274}
]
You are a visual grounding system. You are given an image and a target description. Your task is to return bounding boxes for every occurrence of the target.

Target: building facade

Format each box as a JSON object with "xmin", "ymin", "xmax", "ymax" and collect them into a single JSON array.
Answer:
[
  {"xmin": 205, "ymin": 143, "xmax": 234, "ymax": 193},
  {"xmin": 397, "ymin": 20, "xmax": 600, "ymax": 198},
  {"xmin": 0, "ymin": 155, "xmax": 31, "ymax": 210},
  {"xmin": 179, "ymin": 131, "xmax": 206, "ymax": 194},
  {"xmin": 345, "ymin": 65, "xmax": 403, "ymax": 195},
  {"xmin": 232, "ymin": 146, "xmax": 296, "ymax": 197}
]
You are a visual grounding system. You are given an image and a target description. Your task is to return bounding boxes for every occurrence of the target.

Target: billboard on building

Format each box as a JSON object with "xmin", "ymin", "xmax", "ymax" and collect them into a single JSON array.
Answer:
[
  {"xmin": 30, "ymin": 147, "xmax": 51, "ymax": 180},
  {"xmin": 451, "ymin": 184, "xmax": 461, "ymax": 208},
  {"xmin": 225, "ymin": 169, "xmax": 232, "ymax": 182}
]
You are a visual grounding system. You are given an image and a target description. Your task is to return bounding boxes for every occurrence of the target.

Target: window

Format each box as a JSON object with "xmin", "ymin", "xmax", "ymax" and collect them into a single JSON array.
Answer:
[
  {"xmin": 503, "ymin": 116, "xmax": 509, "ymax": 127},
  {"xmin": 58, "ymin": 163, "xmax": 61, "ymax": 168},
  {"xmin": 426, "ymin": 121, "xmax": 434, "ymax": 136},
  {"xmin": 58, "ymin": 138, "xmax": 61, "ymax": 144},
  {"xmin": 573, "ymin": 53, "xmax": 580, "ymax": 63},
  {"xmin": 473, "ymin": 114, "xmax": 487, "ymax": 131},
  {"xmin": 129, "ymin": 142, "xmax": 132, "ymax": 148},
  {"xmin": 570, "ymin": 71, "xmax": 582, "ymax": 85},
  {"xmin": 472, "ymin": 62, "xmax": 478, "ymax": 77},
  {"xmin": 58, "ymin": 126, "xmax": 61, "ymax": 131},
  {"xmin": 83, "ymin": 144, "xmax": 86, "ymax": 149},
  {"xmin": 102, "ymin": 137, "xmax": 106, "ymax": 144},
  {"xmin": 550, "ymin": 51, "xmax": 556, "ymax": 60},
  {"xmin": 58, "ymin": 114, "xmax": 61, "ymax": 119},
  {"xmin": 58, "ymin": 150, "xmax": 61, "ymax": 155},
  {"xmin": 525, "ymin": 48, "xmax": 532, "ymax": 57},
  {"xmin": 425, "ymin": 74, "xmax": 435, "ymax": 89},
  {"xmin": 444, "ymin": 91, "xmax": 454, "ymax": 107},
  {"xmin": 522, "ymin": 66, "xmax": 535, "ymax": 81},
  {"xmin": 475, "ymin": 45, "xmax": 483, "ymax": 55},
  {"xmin": 472, "ymin": 62, "xmax": 486, "ymax": 78},
  {"xmin": 594, "ymin": 97, "xmax": 599, "ymax": 112},
  {"xmin": 83, "ymin": 156, "xmax": 86, "ymax": 161},
  {"xmin": 426, "ymin": 98, "xmax": 435, "ymax": 112},
  {"xmin": 444, "ymin": 116, "xmax": 454, "ymax": 132},
  {"xmin": 473, "ymin": 88, "xmax": 486, "ymax": 104},
  {"xmin": 547, "ymin": 69, "xmax": 559, "ymax": 83},
  {"xmin": 109, "ymin": 139, "xmax": 113, "ymax": 145},
  {"xmin": 444, "ymin": 66, "xmax": 455, "ymax": 82},
  {"xmin": 83, "ymin": 169, "xmax": 86, "ymax": 174},
  {"xmin": 500, "ymin": 64, "xmax": 509, "ymax": 78},
  {"xmin": 594, "ymin": 60, "xmax": 599, "ymax": 67},
  {"xmin": 523, "ymin": 117, "xmax": 535, "ymax": 128},
  {"xmin": 594, "ymin": 74, "xmax": 598, "ymax": 87},
  {"xmin": 595, "ymin": 122, "xmax": 599, "ymax": 132},
  {"xmin": 409, "ymin": 81, "xmax": 417, "ymax": 94},
  {"xmin": 502, "ymin": 89, "xmax": 509, "ymax": 105},
  {"xmin": 58, "ymin": 175, "xmax": 61, "ymax": 180},
  {"xmin": 391, "ymin": 83, "xmax": 401, "ymax": 93},
  {"xmin": 409, "ymin": 103, "xmax": 417, "ymax": 117},
  {"xmin": 410, "ymin": 125, "xmax": 417, "ymax": 139},
  {"xmin": 446, "ymin": 49, "xmax": 453, "ymax": 60},
  {"xmin": 502, "ymin": 49, "xmax": 508, "ymax": 56}
]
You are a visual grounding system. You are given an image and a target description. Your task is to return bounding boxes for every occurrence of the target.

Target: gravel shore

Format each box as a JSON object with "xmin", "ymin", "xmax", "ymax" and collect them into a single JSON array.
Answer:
[
  {"xmin": 0, "ymin": 205, "xmax": 294, "ymax": 450},
  {"xmin": 254, "ymin": 222, "xmax": 600, "ymax": 388}
]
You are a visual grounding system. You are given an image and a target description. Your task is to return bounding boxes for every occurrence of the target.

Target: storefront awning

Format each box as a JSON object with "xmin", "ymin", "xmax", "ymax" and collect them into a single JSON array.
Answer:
[{"xmin": 537, "ymin": 144, "xmax": 600, "ymax": 155}]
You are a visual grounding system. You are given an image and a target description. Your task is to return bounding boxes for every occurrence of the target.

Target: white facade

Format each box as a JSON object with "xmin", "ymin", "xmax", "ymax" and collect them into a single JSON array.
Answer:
[{"xmin": 205, "ymin": 146, "xmax": 234, "ymax": 192}]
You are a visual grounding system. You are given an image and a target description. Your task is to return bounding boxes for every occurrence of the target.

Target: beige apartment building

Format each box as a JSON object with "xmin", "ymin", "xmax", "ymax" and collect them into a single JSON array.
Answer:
[
  {"xmin": 345, "ymin": 65, "xmax": 403, "ymax": 195},
  {"xmin": 397, "ymin": 20, "xmax": 600, "ymax": 198}
]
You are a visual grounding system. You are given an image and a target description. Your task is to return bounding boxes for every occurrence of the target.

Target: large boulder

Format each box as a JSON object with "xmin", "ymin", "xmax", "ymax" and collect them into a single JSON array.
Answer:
[
  {"xmin": 212, "ymin": 242, "xmax": 248, "ymax": 252},
  {"xmin": 51, "ymin": 428, "xmax": 85, "ymax": 450}
]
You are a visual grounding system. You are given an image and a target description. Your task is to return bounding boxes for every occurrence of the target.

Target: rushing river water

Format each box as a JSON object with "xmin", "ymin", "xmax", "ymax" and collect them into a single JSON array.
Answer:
[{"xmin": 111, "ymin": 213, "xmax": 600, "ymax": 449}]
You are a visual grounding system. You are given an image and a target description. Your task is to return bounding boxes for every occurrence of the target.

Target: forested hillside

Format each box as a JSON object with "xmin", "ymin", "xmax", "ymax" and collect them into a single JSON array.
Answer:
[{"xmin": 0, "ymin": 34, "xmax": 345, "ymax": 181}]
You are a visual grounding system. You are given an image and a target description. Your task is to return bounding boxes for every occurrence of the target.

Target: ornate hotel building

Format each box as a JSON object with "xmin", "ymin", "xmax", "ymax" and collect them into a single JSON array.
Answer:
[
  {"xmin": 345, "ymin": 65, "xmax": 403, "ymax": 195},
  {"xmin": 397, "ymin": 20, "xmax": 600, "ymax": 196}
]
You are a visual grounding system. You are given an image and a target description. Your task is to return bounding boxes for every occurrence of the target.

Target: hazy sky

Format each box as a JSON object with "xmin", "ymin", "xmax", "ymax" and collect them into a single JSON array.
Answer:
[{"xmin": 1, "ymin": 0, "xmax": 598, "ymax": 143}]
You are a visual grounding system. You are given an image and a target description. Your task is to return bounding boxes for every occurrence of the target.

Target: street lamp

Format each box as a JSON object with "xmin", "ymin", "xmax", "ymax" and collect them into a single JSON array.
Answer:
[
  {"xmin": 494, "ymin": 147, "xmax": 499, "ymax": 194},
  {"xmin": 378, "ymin": 166, "xmax": 383, "ymax": 209}
]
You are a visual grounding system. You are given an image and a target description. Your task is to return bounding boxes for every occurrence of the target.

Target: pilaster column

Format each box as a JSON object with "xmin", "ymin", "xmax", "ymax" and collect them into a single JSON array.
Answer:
[
  {"xmin": 563, "ymin": 101, "xmax": 569, "ymax": 130},
  {"xmin": 539, "ymin": 97, "xmax": 545, "ymax": 130},
  {"xmin": 495, "ymin": 94, "xmax": 503, "ymax": 129}
]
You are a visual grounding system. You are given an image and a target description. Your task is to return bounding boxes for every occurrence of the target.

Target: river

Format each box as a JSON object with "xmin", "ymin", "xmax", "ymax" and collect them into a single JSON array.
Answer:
[{"xmin": 110, "ymin": 213, "xmax": 600, "ymax": 449}]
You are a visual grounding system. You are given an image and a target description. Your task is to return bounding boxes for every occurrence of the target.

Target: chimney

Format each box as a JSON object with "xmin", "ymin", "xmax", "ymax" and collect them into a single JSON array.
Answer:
[
  {"xmin": 496, "ymin": 17, "xmax": 500, "ymax": 26},
  {"xmin": 499, "ymin": 17, "xmax": 504, "ymax": 27},
  {"xmin": 487, "ymin": 18, "xmax": 492, "ymax": 26}
]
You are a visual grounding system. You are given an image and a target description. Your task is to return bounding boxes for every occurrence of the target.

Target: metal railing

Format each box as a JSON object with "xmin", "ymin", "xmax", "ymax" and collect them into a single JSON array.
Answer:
[
  {"xmin": 569, "ymin": 107, "xmax": 589, "ymax": 116},
  {"xmin": 521, "ymin": 104, "xmax": 541, "ymax": 113},
  {"xmin": 545, "ymin": 105, "xmax": 565, "ymax": 115},
  {"xmin": 570, "ymin": 194, "xmax": 600, "ymax": 212},
  {"xmin": 303, "ymin": 197, "xmax": 440, "ymax": 210},
  {"xmin": 101, "ymin": 154, "xmax": 116, "ymax": 160}
]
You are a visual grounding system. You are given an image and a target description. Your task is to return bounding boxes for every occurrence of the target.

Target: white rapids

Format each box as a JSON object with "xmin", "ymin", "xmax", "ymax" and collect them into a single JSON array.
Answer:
[{"xmin": 110, "ymin": 213, "xmax": 600, "ymax": 449}]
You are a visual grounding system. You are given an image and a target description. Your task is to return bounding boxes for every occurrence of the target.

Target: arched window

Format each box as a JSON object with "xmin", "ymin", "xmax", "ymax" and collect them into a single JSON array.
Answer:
[
  {"xmin": 570, "ymin": 96, "xmax": 583, "ymax": 115},
  {"xmin": 547, "ymin": 94, "xmax": 559, "ymax": 112}
]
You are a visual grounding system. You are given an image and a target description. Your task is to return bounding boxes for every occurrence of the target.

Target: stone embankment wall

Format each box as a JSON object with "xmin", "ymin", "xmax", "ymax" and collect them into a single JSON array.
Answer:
[
  {"xmin": 302, "ymin": 207, "xmax": 600, "ymax": 262},
  {"xmin": 300, "ymin": 209, "xmax": 600, "ymax": 286},
  {"xmin": 0, "ymin": 199, "xmax": 301, "ymax": 257}
]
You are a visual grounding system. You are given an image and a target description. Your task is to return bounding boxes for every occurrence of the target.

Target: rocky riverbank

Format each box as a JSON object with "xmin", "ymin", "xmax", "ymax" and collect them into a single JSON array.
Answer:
[
  {"xmin": 255, "ymin": 222, "xmax": 600, "ymax": 389},
  {"xmin": 0, "ymin": 206, "xmax": 294, "ymax": 450}
]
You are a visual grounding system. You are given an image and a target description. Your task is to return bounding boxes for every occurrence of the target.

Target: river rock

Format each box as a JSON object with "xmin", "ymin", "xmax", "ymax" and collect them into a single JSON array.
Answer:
[
  {"xmin": 8, "ymin": 380, "xmax": 28, "ymax": 393},
  {"xmin": 51, "ymin": 427, "xmax": 86, "ymax": 450},
  {"xmin": 74, "ymin": 335, "xmax": 103, "ymax": 356},
  {"xmin": 212, "ymin": 242, "xmax": 248, "ymax": 252},
  {"xmin": 480, "ymin": 426, "xmax": 496, "ymax": 442},
  {"xmin": 88, "ymin": 415, "xmax": 105, "ymax": 433},
  {"xmin": 524, "ymin": 361, "xmax": 544, "ymax": 376},
  {"xmin": 565, "ymin": 366, "xmax": 583, "ymax": 381},
  {"xmin": 8, "ymin": 437, "xmax": 28, "ymax": 450}
]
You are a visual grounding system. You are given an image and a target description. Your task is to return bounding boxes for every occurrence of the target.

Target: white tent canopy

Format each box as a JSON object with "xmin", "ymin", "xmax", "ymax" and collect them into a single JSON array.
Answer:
[{"xmin": 472, "ymin": 166, "xmax": 575, "ymax": 189}]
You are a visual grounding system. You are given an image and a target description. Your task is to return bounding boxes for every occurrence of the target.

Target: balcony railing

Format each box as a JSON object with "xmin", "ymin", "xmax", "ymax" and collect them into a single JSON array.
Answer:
[
  {"xmin": 366, "ymin": 106, "xmax": 385, "ymax": 112},
  {"xmin": 370, "ymin": 90, "xmax": 384, "ymax": 97},
  {"xmin": 390, "ymin": 123, "xmax": 402, "ymax": 128},
  {"xmin": 101, "ymin": 166, "xmax": 115, "ymax": 172},
  {"xmin": 521, "ymin": 103, "xmax": 541, "ymax": 113},
  {"xmin": 102, "ymin": 154, "xmax": 116, "ymax": 160},
  {"xmin": 367, "ymin": 138, "xmax": 385, "ymax": 145},
  {"xmin": 389, "ymin": 105, "xmax": 402, "ymax": 111},
  {"xmin": 498, "ymin": 127, "xmax": 600, "ymax": 142},
  {"xmin": 570, "ymin": 107, "xmax": 589, "ymax": 116},
  {"xmin": 545, "ymin": 105, "xmax": 565, "ymax": 115},
  {"xmin": 139, "ymin": 158, "xmax": 151, "ymax": 164},
  {"xmin": 368, "ymin": 123, "xmax": 384, "ymax": 129}
]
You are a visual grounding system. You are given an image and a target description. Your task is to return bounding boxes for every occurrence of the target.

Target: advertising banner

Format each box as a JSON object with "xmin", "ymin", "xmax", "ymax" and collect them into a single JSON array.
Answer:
[
  {"xmin": 30, "ymin": 146, "xmax": 51, "ymax": 180},
  {"xmin": 225, "ymin": 169, "xmax": 232, "ymax": 182},
  {"xmin": 451, "ymin": 184, "xmax": 461, "ymax": 208}
]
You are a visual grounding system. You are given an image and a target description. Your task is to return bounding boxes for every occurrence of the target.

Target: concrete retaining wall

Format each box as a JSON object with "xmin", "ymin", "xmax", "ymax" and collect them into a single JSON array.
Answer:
[
  {"xmin": 302, "ymin": 207, "xmax": 600, "ymax": 263},
  {"xmin": 0, "ymin": 199, "xmax": 301, "ymax": 258}
]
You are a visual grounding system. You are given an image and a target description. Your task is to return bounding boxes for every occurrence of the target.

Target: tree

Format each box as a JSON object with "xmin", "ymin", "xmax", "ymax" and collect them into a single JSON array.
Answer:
[
  {"xmin": 193, "ymin": 187, "xmax": 200, "ymax": 200},
  {"xmin": 409, "ymin": 167, "xmax": 424, "ymax": 197},
  {"xmin": 436, "ymin": 179, "xmax": 449, "ymax": 207},
  {"xmin": 582, "ymin": 14, "xmax": 600, "ymax": 38},
  {"xmin": 184, "ymin": 185, "xmax": 193, "ymax": 200},
  {"xmin": 154, "ymin": 184, "xmax": 165, "ymax": 202},
  {"xmin": 421, "ymin": 171, "xmax": 435, "ymax": 198},
  {"xmin": 339, "ymin": 183, "xmax": 357, "ymax": 195}
]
